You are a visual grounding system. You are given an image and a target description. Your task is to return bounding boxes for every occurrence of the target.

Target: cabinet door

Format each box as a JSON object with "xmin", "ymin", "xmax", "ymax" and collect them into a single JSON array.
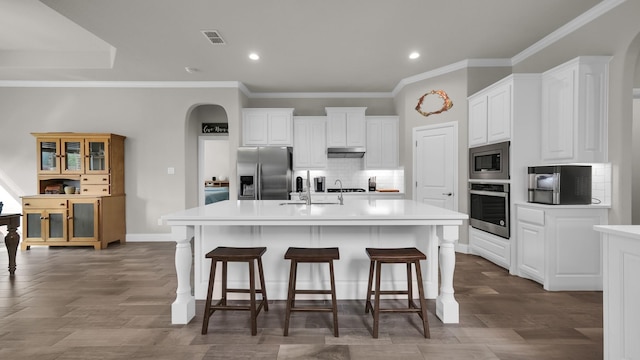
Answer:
[
  {"xmin": 326, "ymin": 112, "xmax": 347, "ymax": 147},
  {"xmin": 84, "ymin": 137, "xmax": 110, "ymax": 174},
  {"xmin": 69, "ymin": 199, "xmax": 99, "ymax": 242},
  {"xmin": 541, "ymin": 66, "xmax": 576, "ymax": 161},
  {"xmin": 308, "ymin": 120, "xmax": 327, "ymax": 168},
  {"xmin": 61, "ymin": 138, "xmax": 84, "ymax": 174},
  {"xmin": 365, "ymin": 117, "xmax": 398, "ymax": 169},
  {"xmin": 486, "ymin": 84, "xmax": 512, "ymax": 143},
  {"xmin": 37, "ymin": 138, "xmax": 61, "ymax": 174},
  {"xmin": 267, "ymin": 112, "xmax": 292, "ymax": 145},
  {"xmin": 23, "ymin": 209, "xmax": 67, "ymax": 242},
  {"xmin": 293, "ymin": 117, "xmax": 326, "ymax": 169},
  {"xmin": 242, "ymin": 111, "xmax": 269, "ymax": 146},
  {"xmin": 517, "ymin": 220, "xmax": 545, "ymax": 282},
  {"xmin": 345, "ymin": 110, "xmax": 366, "ymax": 147},
  {"xmin": 468, "ymin": 96, "xmax": 488, "ymax": 146}
]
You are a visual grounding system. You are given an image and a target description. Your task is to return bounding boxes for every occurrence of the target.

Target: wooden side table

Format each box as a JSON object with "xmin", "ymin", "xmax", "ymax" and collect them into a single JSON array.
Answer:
[{"xmin": 1, "ymin": 213, "xmax": 21, "ymax": 275}]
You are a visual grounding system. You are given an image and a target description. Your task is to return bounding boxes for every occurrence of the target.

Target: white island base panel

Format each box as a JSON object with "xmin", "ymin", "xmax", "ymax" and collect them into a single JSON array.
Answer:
[
  {"xmin": 194, "ymin": 225, "xmax": 437, "ymax": 301},
  {"xmin": 164, "ymin": 199, "xmax": 466, "ymax": 326},
  {"xmin": 171, "ymin": 223, "xmax": 461, "ymax": 325}
]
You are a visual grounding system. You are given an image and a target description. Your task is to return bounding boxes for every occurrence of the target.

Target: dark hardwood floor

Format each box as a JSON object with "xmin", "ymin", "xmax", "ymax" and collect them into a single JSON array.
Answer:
[{"xmin": 0, "ymin": 242, "xmax": 602, "ymax": 359}]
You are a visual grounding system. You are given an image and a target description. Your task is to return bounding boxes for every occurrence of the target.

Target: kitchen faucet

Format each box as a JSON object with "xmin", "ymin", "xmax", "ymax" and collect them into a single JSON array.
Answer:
[
  {"xmin": 305, "ymin": 171, "xmax": 312, "ymax": 205},
  {"xmin": 334, "ymin": 179, "xmax": 344, "ymax": 205}
]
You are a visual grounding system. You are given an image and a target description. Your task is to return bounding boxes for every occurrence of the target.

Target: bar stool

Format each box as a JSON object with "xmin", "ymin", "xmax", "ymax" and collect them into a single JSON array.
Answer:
[
  {"xmin": 201, "ymin": 246, "xmax": 268, "ymax": 336},
  {"xmin": 283, "ymin": 247, "xmax": 340, "ymax": 337},
  {"xmin": 365, "ymin": 247, "xmax": 430, "ymax": 338}
]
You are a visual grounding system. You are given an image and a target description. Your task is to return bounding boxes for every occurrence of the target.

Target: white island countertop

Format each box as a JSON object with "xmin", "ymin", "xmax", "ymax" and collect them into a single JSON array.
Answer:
[
  {"xmin": 163, "ymin": 199, "xmax": 466, "ymax": 226},
  {"xmin": 162, "ymin": 199, "xmax": 467, "ymax": 325}
]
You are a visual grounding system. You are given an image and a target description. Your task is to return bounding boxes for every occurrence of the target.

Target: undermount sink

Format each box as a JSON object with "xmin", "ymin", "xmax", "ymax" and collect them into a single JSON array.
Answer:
[{"xmin": 279, "ymin": 202, "xmax": 342, "ymax": 206}]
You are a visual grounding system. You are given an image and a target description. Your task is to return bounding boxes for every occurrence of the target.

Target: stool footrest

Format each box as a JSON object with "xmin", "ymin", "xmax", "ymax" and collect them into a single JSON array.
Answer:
[
  {"xmin": 294, "ymin": 289, "xmax": 332, "ymax": 295},
  {"xmin": 370, "ymin": 290, "xmax": 410, "ymax": 296},
  {"xmin": 225, "ymin": 288, "xmax": 266, "ymax": 294},
  {"xmin": 290, "ymin": 307, "xmax": 333, "ymax": 312}
]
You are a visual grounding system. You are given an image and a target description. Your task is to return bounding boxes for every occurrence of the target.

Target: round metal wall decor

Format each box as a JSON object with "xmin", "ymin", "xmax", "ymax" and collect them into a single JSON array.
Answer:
[{"xmin": 415, "ymin": 89, "xmax": 453, "ymax": 117}]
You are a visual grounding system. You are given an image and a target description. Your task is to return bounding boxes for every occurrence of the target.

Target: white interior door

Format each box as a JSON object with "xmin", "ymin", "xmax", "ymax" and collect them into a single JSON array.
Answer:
[{"xmin": 413, "ymin": 122, "xmax": 458, "ymax": 210}]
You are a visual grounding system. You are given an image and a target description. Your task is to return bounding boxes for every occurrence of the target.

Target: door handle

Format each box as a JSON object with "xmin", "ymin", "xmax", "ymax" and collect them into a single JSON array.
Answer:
[{"xmin": 442, "ymin": 192, "xmax": 453, "ymax": 196}]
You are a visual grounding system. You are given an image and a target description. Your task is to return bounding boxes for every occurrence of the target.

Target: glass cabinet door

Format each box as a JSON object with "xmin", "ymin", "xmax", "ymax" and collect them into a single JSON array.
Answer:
[
  {"xmin": 84, "ymin": 138, "xmax": 110, "ymax": 174},
  {"xmin": 23, "ymin": 209, "xmax": 67, "ymax": 242},
  {"xmin": 37, "ymin": 139, "xmax": 60, "ymax": 174},
  {"xmin": 69, "ymin": 199, "xmax": 99, "ymax": 241},
  {"xmin": 61, "ymin": 138, "xmax": 84, "ymax": 174}
]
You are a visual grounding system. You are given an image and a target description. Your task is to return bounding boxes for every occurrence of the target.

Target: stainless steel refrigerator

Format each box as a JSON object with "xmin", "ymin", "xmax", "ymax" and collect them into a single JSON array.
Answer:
[{"xmin": 237, "ymin": 147, "xmax": 292, "ymax": 200}]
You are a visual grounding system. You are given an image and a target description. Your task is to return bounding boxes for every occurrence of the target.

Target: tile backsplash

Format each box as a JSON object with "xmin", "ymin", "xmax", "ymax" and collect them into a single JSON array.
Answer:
[{"xmin": 293, "ymin": 158, "xmax": 405, "ymax": 191}]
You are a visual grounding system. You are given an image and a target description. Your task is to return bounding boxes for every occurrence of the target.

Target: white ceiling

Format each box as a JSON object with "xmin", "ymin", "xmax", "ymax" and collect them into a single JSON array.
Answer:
[{"xmin": 0, "ymin": 0, "xmax": 621, "ymax": 94}]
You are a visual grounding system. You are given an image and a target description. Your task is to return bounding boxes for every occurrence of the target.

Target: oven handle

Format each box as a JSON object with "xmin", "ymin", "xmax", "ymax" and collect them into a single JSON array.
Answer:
[{"xmin": 469, "ymin": 190, "xmax": 508, "ymax": 198}]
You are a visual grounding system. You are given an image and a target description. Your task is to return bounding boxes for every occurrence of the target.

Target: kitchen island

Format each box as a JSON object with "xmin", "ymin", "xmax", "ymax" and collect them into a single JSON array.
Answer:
[{"xmin": 161, "ymin": 199, "xmax": 467, "ymax": 325}]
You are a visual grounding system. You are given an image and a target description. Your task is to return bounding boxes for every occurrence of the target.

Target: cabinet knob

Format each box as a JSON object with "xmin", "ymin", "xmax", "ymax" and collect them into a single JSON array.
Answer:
[
  {"xmin": 40, "ymin": 216, "xmax": 46, "ymax": 220},
  {"xmin": 442, "ymin": 192, "xmax": 453, "ymax": 196},
  {"xmin": 24, "ymin": 203, "xmax": 30, "ymax": 206}
]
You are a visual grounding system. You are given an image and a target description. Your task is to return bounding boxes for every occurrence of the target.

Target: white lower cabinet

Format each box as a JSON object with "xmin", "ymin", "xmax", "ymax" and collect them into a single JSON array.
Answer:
[
  {"xmin": 515, "ymin": 203, "xmax": 608, "ymax": 291},
  {"xmin": 469, "ymin": 227, "xmax": 511, "ymax": 270}
]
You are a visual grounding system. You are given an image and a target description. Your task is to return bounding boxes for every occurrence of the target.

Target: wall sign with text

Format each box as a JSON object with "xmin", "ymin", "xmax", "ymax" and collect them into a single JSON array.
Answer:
[{"xmin": 202, "ymin": 123, "xmax": 229, "ymax": 135}]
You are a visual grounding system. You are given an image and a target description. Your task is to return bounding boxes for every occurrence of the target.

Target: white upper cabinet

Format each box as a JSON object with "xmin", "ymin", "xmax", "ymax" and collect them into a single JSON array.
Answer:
[
  {"xmin": 325, "ymin": 107, "xmax": 366, "ymax": 148},
  {"xmin": 365, "ymin": 116, "xmax": 399, "ymax": 169},
  {"xmin": 468, "ymin": 80, "xmax": 512, "ymax": 147},
  {"xmin": 541, "ymin": 56, "xmax": 609, "ymax": 163},
  {"xmin": 242, "ymin": 108, "xmax": 294, "ymax": 146},
  {"xmin": 293, "ymin": 116, "xmax": 327, "ymax": 169}
]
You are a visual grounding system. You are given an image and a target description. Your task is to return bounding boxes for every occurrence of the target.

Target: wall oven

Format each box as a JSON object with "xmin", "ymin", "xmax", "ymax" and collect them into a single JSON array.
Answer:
[
  {"xmin": 469, "ymin": 182, "xmax": 510, "ymax": 239},
  {"xmin": 469, "ymin": 141, "xmax": 510, "ymax": 180}
]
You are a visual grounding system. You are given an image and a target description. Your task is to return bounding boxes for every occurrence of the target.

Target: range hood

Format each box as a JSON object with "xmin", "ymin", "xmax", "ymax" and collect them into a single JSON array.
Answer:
[{"xmin": 327, "ymin": 147, "xmax": 366, "ymax": 158}]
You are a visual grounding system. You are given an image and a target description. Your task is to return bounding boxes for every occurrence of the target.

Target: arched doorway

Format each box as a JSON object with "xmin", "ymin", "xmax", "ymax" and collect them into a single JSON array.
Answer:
[{"xmin": 185, "ymin": 104, "xmax": 230, "ymax": 208}]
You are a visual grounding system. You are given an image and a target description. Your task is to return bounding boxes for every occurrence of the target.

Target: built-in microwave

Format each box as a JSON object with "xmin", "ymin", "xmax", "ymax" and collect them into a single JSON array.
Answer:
[
  {"xmin": 528, "ymin": 165, "xmax": 592, "ymax": 205},
  {"xmin": 469, "ymin": 141, "xmax": 510, "ymax": 180}
]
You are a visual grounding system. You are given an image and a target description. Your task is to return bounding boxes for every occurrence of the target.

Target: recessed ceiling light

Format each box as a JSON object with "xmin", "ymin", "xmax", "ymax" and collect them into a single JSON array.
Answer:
[
  {"xmin": 184, "ymin": 67, "xmax": 199, "ymax": 73},
  {"xmin": 249, "ymin": 53, "xmax": 260, "ymax": 61},
  {"xmin": 409, "ymin": 52, "xmax": 420, "ymax": 60}
]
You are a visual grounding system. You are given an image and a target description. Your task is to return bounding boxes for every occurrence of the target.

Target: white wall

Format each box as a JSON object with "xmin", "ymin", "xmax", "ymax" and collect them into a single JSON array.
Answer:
[{"xmin": 0, "ymin": 86, "xmax": 242, "ymax": 235}]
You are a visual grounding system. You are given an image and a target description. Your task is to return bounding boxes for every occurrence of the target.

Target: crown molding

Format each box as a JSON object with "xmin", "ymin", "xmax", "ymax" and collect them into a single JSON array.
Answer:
[
  {"xmin": 512, "ymin": 0, "xmax": 625, "ymax": 65},
  {"xmin": 249, "ymin": 91, "xmax": 393, "ymax": 99},
  {"xmin": 0, "ymin": 1, "xmax": 626, "ymax": 99},
  {"xmin": 0, "ymin": 80, "xmax": 244, "ymax": 89}
]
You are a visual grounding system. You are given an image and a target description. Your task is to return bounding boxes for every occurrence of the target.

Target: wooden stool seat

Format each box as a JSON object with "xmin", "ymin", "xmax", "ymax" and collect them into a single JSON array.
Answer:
[
  {"xmin": 365, "ymin": 247, "xmax": 430, "ymax": 338},
  {"xmin": 201, "ymin": 246, "xmax": 268, "ymax": 336},
  {"xmin": 284, "ymin": 247, "xmax": 340, "ymax": 337}
]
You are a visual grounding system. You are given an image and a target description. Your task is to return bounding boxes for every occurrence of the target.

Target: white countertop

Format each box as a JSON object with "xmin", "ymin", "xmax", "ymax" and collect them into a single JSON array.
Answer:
[
  {"xmin": 594, "ymin": 225, "xmax": 640, "ymax": 240},
  {"xmin": 514, "ymin": 201, "xmax": 611, "ymax": 209},
  {"xmin": 162, "ymin": 199, "xmax": 466, "ymax": 226}
]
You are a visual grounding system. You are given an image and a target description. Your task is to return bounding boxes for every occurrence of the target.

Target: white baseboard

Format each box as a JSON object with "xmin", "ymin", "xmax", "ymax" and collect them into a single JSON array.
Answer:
[{"xmin": 126, "ymin": 233, "xmax": 173, "ymax": 242}]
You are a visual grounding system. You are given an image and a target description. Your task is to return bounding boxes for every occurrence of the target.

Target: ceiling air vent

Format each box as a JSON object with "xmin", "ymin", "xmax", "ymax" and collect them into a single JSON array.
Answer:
[{"xmin": 201, "ymin": 30, "xmax": 226, "ymax": 45}]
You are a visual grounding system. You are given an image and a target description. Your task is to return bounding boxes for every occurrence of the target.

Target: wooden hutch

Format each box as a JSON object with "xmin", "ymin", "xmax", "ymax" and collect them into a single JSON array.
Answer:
[{"xmin": 21, "ymin": 133, "xmax": 126, "ymax": 250}]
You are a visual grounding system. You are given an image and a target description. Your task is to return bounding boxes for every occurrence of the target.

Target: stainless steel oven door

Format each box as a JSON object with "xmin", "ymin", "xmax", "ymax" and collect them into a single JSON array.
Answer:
[{"xmin": 469, "ymin": 183, "xmax": 510, "ymax": 239}]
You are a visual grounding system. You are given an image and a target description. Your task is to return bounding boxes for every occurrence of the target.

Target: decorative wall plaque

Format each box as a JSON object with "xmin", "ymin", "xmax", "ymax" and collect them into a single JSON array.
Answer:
[{"xmin": 415, "ymin": 90, "xmax": 453, "ymax": 117}]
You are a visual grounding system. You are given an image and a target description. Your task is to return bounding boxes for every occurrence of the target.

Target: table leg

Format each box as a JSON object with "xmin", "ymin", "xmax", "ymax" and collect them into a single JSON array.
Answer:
[
  {"xmin": 4, "ymin": 222, "xmax": 20, "ymax": 275},
  {"xmin": 171, "ymin": 225, "xmax": 196, "ymax": 324},
  {"xmin": 436, "ymin": 225, "xmax": 459, "ymax": 323}
]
